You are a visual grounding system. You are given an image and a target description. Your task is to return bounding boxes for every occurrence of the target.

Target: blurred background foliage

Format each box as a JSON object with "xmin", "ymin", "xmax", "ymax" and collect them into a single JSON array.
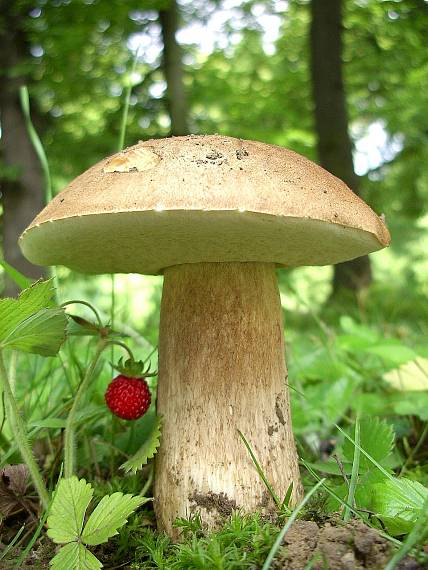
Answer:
[
  {"xmin": 0, "ymin": 0, "xmax": 427, "ymax": 431},
  {"xmin": 1, "ymin": 5, "xmax": 428, "ymax": 562}
]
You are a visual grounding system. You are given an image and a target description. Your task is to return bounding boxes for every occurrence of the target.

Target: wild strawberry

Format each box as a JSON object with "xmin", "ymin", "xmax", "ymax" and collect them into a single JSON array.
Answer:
[{"xmin": 105, "ymin": 375, "xmax": 151, "ymax": 420}]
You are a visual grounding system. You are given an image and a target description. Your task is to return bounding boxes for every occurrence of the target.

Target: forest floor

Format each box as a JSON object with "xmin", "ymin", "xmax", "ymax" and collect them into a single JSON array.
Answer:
[{"xmin": 1, "ymin": 501, "xmax": 426, "ymax": 569}]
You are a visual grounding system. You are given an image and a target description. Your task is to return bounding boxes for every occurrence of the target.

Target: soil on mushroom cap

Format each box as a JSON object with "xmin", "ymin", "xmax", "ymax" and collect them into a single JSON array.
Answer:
[{"xmin": 271, "ymin": 519, "xmax": 418, "ymax": 570}]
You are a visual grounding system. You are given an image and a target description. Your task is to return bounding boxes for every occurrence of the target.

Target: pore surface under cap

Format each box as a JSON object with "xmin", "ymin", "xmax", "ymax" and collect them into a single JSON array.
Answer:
[{"xmin": 20, "ymin": 135, "xmax": 390, "ymax": 275}]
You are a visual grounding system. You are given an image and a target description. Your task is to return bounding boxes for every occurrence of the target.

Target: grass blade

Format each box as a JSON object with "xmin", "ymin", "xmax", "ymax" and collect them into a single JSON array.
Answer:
[
  {"xmin": 335, "ymin": 424, "xmax": 394, "ymax": 481},
  {"xmin": 344, "ymin": 418, "xmax": 360, "ymax": 522},
  {"xmin": 117, "ymin": 46, "xmax": 141, "ymax": 152},
  {"xmin": 19, "ymin": 86, "xmax": 52, "ymax": 202},
  {"xmin": 262, "ymin": 479, "xmax": 325, "ymax": 570},
  {"xmin": 238, "ymin": 429, "xmax": 280, "ymax": 507},
  {"xmin": 280, "ymin": 482, "xmax": 294, "ymax": 512},
  {"xmin": 0, "ymin": 525, "xmax": 25, "ymax": 562}
]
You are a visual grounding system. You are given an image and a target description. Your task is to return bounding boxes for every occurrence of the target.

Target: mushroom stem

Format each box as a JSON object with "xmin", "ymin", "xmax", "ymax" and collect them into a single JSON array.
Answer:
[{"xmin": 155, "ymin": 262, "xmax": 302, "ymax": 537}]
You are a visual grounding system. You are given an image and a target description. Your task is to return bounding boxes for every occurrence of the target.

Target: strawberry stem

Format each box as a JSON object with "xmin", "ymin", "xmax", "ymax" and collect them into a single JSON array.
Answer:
[
  {"xmin": 61, "ymin": 300, "xmax": 103, "ymax": 329},
  {"xmin": 107, "ymin": 340, "xmax": 135, "ymax": 362},
  {"xmin": 0, "ymin": 350, "xmax": 49, "ymax": 509},
  {"xmin": 63, "ymin": 338, "xmax": 108, "ymax": 478}
]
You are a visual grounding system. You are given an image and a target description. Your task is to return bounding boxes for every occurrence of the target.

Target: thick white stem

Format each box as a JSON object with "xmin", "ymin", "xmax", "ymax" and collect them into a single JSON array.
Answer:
[{"xmin": 155, "ymin": 262, "xmax": 302, "ymax": 536}]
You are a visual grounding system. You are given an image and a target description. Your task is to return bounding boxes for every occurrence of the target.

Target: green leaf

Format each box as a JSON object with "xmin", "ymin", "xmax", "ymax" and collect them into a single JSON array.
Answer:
[
  {"xmin": 343, "ymin": 417, "xmax": 394, "ymax": 470},
  {"xmin": 50, "ymin": 542, "xmax": 101, "ymax": 570},
  {"xmin": 0, "ymin": 260, "xmax": 32, "ymax": 290},
  {"xmin": 82, "ymin": 492, "xmax": 147, "ymax": 546},
  {"xmin": 355, "ymin": 469, "xmax": 391, "ymax": 509},
  {"xmin": 366, "ymin": 343, "xmax": 417, "ymax": 366},
  {"xmin": 392, "ymin": 392, "xmax": 428, "ymax": 421},
  {"xmin": 0, "ymin": 280, "xmax": 66, "ymax": 356},
  {"xmin": 336, "ymin": 334, "xmax": 376, "ymax": 352},
  {"xmin": 321, "ymin": 377, "xmax": 358, "ymax": 425},
  {"xmin": 47, "ymin": 477, "xmax": 93, "ymax": 544},
  {"xmin": 120, "ymin": 415, "xmax": 162, "ymax": 474},
  {"xmin": 338, "ymin": 317, "xmax": 379, "ymax": 344},
  {"xmin": 0, "ymin": 280, "xmax": 55, "ymax": 329},
  {"xmin": 1, "ymin": 308, "xmax": 67, "ymax": 356},
  {"xmin": 370, "ymin": 478, "xmax": 428, "ymax": 535}
]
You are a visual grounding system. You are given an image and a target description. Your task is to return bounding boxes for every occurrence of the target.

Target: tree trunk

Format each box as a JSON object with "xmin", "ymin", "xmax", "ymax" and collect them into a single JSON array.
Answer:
[
  {"xmin": 310, "ymin": 0, "xmax": 371, "ymax": 293},
  {"xmin": 159, "ymin": 0, "xmax": 190, "ymax": 136},
  {"xmin": 0, "ymin": 1, "xmax": 45, "ymax": 296},
  {"xmin": 155, "ymin": 262, "xmax": 302, "ymax": 537}
]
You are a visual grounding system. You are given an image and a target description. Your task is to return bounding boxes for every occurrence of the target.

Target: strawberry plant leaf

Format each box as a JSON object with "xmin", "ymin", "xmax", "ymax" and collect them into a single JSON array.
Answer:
[
  {"xmin": 1, "ymin": 308, "xmax": 67, "ymax": 356},
  {"xmin": 343, "ymin": 417, "xmax": 394, "ymax": 470},
  {"xmin": 50, "ymin": 542, "xmax": 101, "ymax": 570},
  {"xmin": 47, "ymin": 477, "xmax": 93, "ymax": 544},
  {"xmin": 370, "ymin": 478, "xmax": 428, "ymax": 535},
  {"xmin": 0, "ymin": 280, "xmax": 67, "ymax": 356},
  {"xmin": 0, "ymin": 280, "xmax": 55, "ymax": 334},
  {"xmin": 120, "ymin": 415, "xmax": 162, "ymax": 474},
  {"xmin": 47, "ymin": 476, "xmax": 146, "ymax": 564},
  {"xmin": 81, "ymin": 492, "xmax": 147, "ymax": 546}
]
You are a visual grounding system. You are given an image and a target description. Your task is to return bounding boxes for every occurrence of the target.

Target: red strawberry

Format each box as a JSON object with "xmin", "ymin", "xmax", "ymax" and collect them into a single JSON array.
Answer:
[{"xmin": 105, "ymin": 375, "xmax": 151, "ymax": 420}]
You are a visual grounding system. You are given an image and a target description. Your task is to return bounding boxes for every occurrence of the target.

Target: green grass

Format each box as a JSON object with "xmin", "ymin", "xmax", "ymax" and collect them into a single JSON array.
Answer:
[{"xmin": 1, "ymin": 271, "xmax": 427, "ymax": 568}]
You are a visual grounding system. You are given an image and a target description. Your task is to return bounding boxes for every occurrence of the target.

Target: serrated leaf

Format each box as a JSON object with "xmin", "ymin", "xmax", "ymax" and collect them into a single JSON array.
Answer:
[
  {"xmin": 354, "ymin": 468, "xmax": 391, "ymax": 511},
  {"xmin": 1, "ymin": 308, "xmax": 67, "ymax": 355},
  {"xmin": 0, "ymin": 280, "xmax": 66, "ymax": 356},
  {"xmin": 370, "ymin": 478, "xmax": 428, "ymax": 535},
  {"xmin": 343, "ymin": 417, "xmax": 394, "ymax": 470},
  {"xmin": 120, "ymin": 415, "xmax": 162, "ymax": 474},
  {"xmin": 0, "ymin": 280, "xmax": 55, "ymax": 338},
  {"xmin": 50, "ymin": 542, "xmax": 101, "ymax": 570},
  {"xmin": 47, "ymin": 477, "xmax": 93, "ymax": 544},
  {"xmin": 82, "ymin": 492, "xmax": 147, "ymax": 546}
]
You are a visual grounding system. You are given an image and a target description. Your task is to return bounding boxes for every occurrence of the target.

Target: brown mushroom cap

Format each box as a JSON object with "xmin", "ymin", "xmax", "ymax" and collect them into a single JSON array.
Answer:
[{"xmin": 19, "ymin": 135, "xmax": 390, "ymax": 275}]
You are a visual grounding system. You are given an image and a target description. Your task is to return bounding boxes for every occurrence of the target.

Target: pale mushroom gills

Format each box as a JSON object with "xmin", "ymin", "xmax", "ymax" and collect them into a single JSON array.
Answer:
[{"xmin": 19, "ymin": 135, "xmax": 390, "ymax": 537}]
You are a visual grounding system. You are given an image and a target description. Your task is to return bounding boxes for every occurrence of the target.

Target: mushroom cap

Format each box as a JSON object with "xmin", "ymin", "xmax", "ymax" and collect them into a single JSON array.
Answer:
[{"xmin": 20, "ymin": 135, "xmax": 390, "ymax": 275}]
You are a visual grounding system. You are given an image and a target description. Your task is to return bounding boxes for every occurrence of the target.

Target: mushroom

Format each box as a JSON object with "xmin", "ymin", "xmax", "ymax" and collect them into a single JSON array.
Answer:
[{"xmin": 19, "ymin": 135, "xmax": 390, "ymax": 536}]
